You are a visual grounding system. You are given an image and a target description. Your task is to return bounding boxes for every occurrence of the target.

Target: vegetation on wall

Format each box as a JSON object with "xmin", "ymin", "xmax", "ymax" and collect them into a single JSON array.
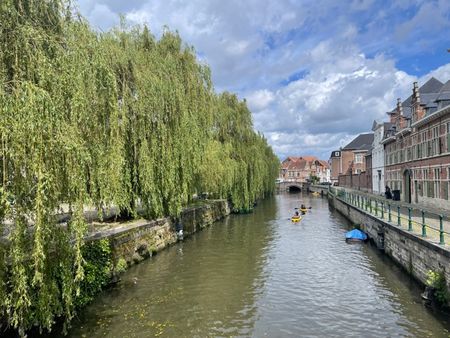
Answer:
[
  {"xmin": 0, "ymin": 0, "xmax": 279, "ymax": 334},
  {"xmin": 426, "ymin": 270, "xmax": 449, "ymax": 306}
]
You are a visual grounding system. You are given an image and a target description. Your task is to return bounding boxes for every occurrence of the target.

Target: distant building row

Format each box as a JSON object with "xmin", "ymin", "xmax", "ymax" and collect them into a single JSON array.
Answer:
[
  {"xmin": 330, "ymin": 77, "xmax": 450, "ymax": 211},
  {"xmin": 279, "ymin": 156, "xmax": 330, "ymax": 183}
]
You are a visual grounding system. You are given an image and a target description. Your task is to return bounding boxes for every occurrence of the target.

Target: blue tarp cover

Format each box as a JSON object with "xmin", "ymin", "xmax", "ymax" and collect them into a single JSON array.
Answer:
[{"xmin": 345, "ymin": 229, "xmax": 367, "ymax": 240}]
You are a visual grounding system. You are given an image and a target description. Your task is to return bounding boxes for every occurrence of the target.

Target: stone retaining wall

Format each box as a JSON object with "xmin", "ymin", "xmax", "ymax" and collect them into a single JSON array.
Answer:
[
  {"xmin": 329, "ymin": 192, "xmax": 450, "ymax": 292},
  {"xmin": 89, "ymin": 200, "xmax": 230, "ymax": 271}
]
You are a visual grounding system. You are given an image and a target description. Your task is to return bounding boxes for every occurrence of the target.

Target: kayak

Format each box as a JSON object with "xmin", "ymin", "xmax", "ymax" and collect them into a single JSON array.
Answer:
[
  {"xmin": 300, "ymin": 208, "xmax": 308, "ymax": 213},
  {"xmin": 291, "ymin": 215, "xmax": 302, "ymax": 222}
]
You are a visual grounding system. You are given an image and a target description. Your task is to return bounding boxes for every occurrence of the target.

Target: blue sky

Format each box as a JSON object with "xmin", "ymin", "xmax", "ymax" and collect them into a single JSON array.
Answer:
[{"xmin": 77, "ymin": 0, "xmax": 450, "ymax": 160}]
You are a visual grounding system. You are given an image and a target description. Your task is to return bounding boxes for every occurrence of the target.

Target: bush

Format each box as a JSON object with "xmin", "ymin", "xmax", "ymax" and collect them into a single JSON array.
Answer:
[
  {"xmin": 426, "ymin": 270, "xmax": 449, "ymax": 306},
  {"xmin": 75, "ymin": 239, "xmax": 112, "ymax": 308},
  {"xmin": 114, "ymin": 258, "xmax": 128, "ymax": 274}
]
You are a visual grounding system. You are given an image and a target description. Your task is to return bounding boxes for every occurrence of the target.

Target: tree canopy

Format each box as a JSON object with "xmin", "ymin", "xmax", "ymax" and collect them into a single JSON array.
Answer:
[{"xmin": 0, "ymin": 0, "xmax": 279, "ymax": 334}]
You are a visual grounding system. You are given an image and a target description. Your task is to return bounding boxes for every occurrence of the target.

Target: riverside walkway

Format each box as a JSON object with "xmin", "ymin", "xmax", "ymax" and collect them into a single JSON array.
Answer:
[{"xmin": 331, "ymin": 187, "xmax": 450, "ymax": 246}]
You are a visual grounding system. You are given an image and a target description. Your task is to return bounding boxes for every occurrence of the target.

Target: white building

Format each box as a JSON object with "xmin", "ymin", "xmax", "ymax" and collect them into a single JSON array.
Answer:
[{"xmin": 371, "ymin": 121, "xmax": 393, "ymax": 194}]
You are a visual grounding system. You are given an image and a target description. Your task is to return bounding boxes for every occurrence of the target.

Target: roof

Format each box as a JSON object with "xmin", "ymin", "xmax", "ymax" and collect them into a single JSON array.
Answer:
[
  {"xmin": 316, "ymin": 159, "xmax": 330, "ymax": 168},
  {"xmin": 281, "ymin": 158, "xmax": 307, "ymax": 170},
  {"xmin": 419, "ymin": 77, "xmax": 444, "ymax": 93},
  {"xmin": 436, "ymin": 80, "xmax": 450, "ymax": 102},
  {"xmin": 330, "ymin": 150, "xmax": 341, "ymax": 158},
  {"xmin": 342, "ymin": 133, "xmax": 374, "ymax": 151},
  {"xmin": 281, "ymin": 156, "xmax": 329, "ymax": 170},
  {"xmin": 372, "ymin": 121, "xmax": 394, "ymax": 132},
  {"xmin": 301, "ymin": 156, "xmax": 318, "ymax": 162},
  {"xmin": 399, "ymin": 77, "xmax": 444, "ymax": 118}
]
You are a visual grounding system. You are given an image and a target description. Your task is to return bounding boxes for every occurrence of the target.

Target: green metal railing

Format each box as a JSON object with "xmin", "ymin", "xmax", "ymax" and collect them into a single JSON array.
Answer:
[{"xmin": 336, "ymin": 188, "xmax": 449, "ymax": 246}]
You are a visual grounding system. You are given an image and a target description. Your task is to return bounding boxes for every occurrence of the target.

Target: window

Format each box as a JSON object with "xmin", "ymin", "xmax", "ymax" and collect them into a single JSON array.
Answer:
[
  {"xmin": 433, "ymin": 126, "xmax": 439, "ymax": 138},
  {"xmin": 355, "ymin": 154, "xmax": 363, "ymax": 163},
  {"xmin": 447, "ymin": 122, "xmax": 450, "ymax": 153},
  {"xmin": 446, "ymin": 167, "xmax": 450, "ymax": 200},
  {"xmin": 434, "ymin": 168, "xmax": 441, "ymax": 199}
]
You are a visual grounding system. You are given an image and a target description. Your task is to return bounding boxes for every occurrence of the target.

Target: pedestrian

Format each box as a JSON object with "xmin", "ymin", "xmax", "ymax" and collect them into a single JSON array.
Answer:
[{"xmin": 385, "ymin": 186, "xmax": 392, "ymax": 199}]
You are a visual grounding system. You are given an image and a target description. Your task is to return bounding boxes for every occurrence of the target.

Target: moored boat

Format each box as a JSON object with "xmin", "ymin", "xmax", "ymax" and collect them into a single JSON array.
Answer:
[{"xmin": 345, "ymin": 229, "xmax": 367, "ymax": 243}]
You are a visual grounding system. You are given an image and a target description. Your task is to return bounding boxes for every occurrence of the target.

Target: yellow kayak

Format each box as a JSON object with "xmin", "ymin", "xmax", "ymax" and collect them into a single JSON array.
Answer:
[
  {"xmin": 300, "ymin": 208, "xmax": 308, "ymax": 213},
  {"xmin": 291, "ymin": 215, "xmax": 302, "ymax": 222},
  {"xmin": 311, "ymin": 192, "xmax": 320, "ymax": 196}
]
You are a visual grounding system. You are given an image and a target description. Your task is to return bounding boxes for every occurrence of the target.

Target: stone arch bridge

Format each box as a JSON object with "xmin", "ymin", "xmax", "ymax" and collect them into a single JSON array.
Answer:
[{"xmin": 276, "ymin": 180, "xmax": 309, "ymax": 192}]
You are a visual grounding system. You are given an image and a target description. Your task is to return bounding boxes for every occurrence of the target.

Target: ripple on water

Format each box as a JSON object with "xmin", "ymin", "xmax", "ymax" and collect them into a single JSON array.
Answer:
[{"xmin": 63, "ymin": 194, "xmax": 450, "ymax": 338}]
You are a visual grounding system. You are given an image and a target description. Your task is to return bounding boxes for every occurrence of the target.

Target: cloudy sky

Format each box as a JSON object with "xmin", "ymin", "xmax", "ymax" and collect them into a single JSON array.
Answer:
[{"xmin": 77, "ymin": 0, "xmax": 450, "ymax": 160}]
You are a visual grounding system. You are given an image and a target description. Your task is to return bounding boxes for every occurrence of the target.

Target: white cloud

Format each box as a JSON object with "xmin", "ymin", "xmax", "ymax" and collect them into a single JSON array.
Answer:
[
  {"xmin": 77, "ymin": 2, "xmax": 119, "ymax": 30},
  {"xmin": 246, "ymin": 90, "xmax": 275, "ymax": 112},
  {"xmin": 76, "ymin": 0, "xmax": 450, "ymax": 160},
  {"xmin": 252, "ymin": 43, "xmax": 419, "ymax": 159},
  {"xmin": 421, "ymin": 63, "xmax": 450, "ymax": 85}
]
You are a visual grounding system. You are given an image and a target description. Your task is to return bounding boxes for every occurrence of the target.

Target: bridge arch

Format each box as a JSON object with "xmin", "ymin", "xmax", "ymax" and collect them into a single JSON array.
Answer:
[{"xmin": 285, "ymin": 182, "xmax": 302, "ymax": 191}]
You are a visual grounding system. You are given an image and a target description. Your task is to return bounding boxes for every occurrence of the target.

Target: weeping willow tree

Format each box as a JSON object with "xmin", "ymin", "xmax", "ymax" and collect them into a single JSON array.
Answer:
[{"xmin": 0, "ymin": 0, "xmax": 279, "ymax": 334}]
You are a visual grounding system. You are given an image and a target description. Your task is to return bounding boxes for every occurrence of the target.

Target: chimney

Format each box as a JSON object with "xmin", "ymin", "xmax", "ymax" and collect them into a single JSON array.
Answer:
[
  {"xmin": 413, "ymin": 81, "xmax": 420, "ymax": 104},
  {"xmin": 397, "ymin": 98, "xmax": 403, "ymax": 116}
]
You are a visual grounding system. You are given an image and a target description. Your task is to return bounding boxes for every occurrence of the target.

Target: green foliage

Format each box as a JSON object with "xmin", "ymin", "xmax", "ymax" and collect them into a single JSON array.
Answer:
[
  {"xmin": 114, "ymin": 257, "xmax": 128, "ymax": 275},
  {"xmin": 0, "ymin": 0, "xmax": 279, "ymax": 334},
  {"xmin": 75, "ymin": 239, "xmax": 112, "ymax": 309},
  {"xmin": 426, "ymin": 270, "xmax": 449, "ymax": 306},
  {"xmin": 309, "ymin": 174, "xmax": 319, "ymax": 184}
]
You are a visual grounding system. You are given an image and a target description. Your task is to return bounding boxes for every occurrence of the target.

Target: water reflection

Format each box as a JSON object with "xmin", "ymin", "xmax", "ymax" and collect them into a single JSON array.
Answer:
[{"xmin": 63, "ymin": 193, "xmax": 450, "ymax": 338}]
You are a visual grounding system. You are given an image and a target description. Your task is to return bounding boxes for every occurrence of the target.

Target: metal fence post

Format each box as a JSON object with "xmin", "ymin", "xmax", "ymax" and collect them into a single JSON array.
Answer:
[
  {"xmin": 408, "ymin": 207, "xmax": 412, "ymax": 231},
  {"xmin": 369, "ymin": 199, "xmax": 372, "ymax": 213},
  {"xmin": 388, "ymin": 204, "xmax": 391, "ymax": 222},
  {"xmin": 439, "ymin": 215, "xmax": 445, "ymax": 245},
  {"xmin": 397, "ymin": 206, "xmax": 401, "ymax": 226},
  {"xmin": 381, "ymin": 202, "xmax": 384, "ymax": 219},
  {"xmin": 375, "ymin": 200, "xmax": 378, "ymax": 216},
  {"xmin": 421, "ymin": 210, "xmax": 426, "ymax": 237}
]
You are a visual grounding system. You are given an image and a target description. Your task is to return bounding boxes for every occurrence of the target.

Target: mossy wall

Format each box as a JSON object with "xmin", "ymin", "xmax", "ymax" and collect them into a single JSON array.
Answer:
[{"xmin": 93, "ymin": 200, "xmax": 230, "ymax": 276}]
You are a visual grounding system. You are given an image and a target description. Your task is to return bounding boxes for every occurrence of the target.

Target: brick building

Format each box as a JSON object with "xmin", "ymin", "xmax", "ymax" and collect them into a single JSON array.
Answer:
[
  {"xmin": 280, "ymin": 156, "xmax": 330, "ymax": 183},
  {"xmin": 382, "ymin": 77, "xmax": 450, "ymax": 210},
  {"xmin": 330, "ymin": 133, "xmax": 374, "ymax": 183}
]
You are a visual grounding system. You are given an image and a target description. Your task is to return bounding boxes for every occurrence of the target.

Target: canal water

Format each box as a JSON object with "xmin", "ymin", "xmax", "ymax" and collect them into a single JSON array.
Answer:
[{"xmin": 66, "ymin": 193, "xmax": 450, "ymax": 337}]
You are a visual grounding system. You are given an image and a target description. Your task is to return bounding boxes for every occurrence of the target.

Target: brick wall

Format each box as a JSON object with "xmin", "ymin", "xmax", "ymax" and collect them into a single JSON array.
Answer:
[{"xmin": 338, "ymin": 172, "xmax": 370, "ymax": 192}]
